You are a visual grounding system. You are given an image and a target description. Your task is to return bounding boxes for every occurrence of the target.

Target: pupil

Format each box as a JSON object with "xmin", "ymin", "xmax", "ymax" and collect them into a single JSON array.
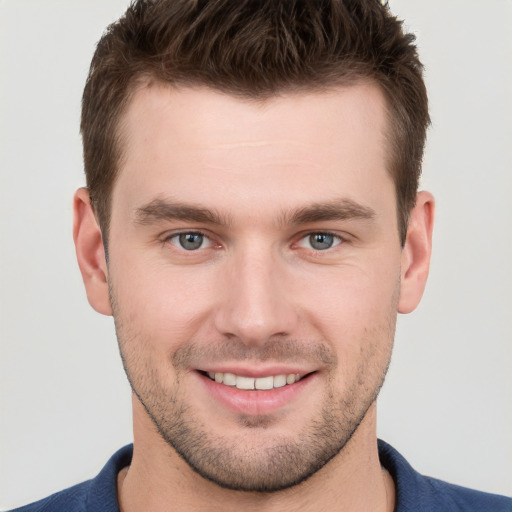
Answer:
[
  {"xmin": 179, "ymin": 233, "xmax": 203, "ymax": 250},
  {"xmin": 310, "ymin": 233, "xmax": 333, "ymax": 250}
]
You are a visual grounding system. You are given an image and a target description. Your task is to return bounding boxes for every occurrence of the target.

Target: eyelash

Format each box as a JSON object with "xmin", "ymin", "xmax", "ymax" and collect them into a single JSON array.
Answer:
[{"xmin": 164, "ymin": 230, "xmax": 345, "ymax": 252}]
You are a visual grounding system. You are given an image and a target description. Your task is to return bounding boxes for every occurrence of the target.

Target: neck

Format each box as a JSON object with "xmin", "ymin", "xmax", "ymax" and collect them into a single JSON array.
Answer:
[{"xmin": 118, "ymin": 400, "xmax": 395, "ymax": 512}]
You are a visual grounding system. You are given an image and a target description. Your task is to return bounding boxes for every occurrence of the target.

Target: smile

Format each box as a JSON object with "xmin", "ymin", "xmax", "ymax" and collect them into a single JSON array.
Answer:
[
  {"xmin": 198, "ymin": 369, "xmax": 315, "ymax": 416},
  {"xmin": 206, "ymin": 372, "xmax": 303, "ymax": 390}
]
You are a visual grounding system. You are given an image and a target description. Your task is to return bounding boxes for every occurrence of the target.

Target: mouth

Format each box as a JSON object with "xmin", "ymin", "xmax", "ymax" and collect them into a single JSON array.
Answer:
[
  {"xmin": 202, "ymin": 371, "xmax": 305, "ymax": 390},
  {"xmin": 195, "ymin": 367, "xmax": 316, "ymax": 416},
  {"xmin": 194, "ymin": 364, "xmax": 318, "ymax": 416}
]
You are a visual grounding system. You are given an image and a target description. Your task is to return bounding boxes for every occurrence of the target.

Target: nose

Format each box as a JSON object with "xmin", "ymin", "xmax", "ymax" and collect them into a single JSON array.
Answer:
[{"xmin": 213, "ymin": 247, "xmax": 299, "ymax": 346}]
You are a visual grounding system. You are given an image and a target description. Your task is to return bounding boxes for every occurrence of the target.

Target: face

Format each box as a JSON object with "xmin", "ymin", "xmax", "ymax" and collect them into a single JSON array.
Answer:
[{"xmin": 106, "ymin": 83, "xmax": 403, "ymax": 491}]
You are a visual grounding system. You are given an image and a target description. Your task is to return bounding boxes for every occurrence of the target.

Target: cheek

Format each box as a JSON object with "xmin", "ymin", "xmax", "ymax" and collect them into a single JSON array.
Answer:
[
  {"xmin": 294, "ymin": 259, "xmax": 400, "ymax": 375},
  {"xmin": 110, "ymin": 254, "xmax": 221, "ymax": 343},
  {"xmin": 299, "ymin": 261, "xmax": 400, "ymax": 327}
]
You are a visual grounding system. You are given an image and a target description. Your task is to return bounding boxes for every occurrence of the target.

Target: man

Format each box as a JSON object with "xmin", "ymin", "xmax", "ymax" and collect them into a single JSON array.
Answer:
[{"xmin": 8, "ymin": 0, "xmax": 511, "ymax": 511}]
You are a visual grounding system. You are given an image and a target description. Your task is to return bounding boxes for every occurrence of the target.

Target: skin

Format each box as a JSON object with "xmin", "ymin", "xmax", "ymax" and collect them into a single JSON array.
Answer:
[{"xmin": 74, "ymin": 83, "xmax": 434, "ymax": 511}]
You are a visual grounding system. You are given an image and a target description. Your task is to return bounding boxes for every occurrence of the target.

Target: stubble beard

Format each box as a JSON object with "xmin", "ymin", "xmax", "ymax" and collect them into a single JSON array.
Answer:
[{"xmin": 111, "ymin": 290, "xmax": 396, "ymax": 493}]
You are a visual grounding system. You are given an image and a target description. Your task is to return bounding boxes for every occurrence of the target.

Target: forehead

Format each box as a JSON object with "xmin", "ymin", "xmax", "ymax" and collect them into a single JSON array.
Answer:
[
  {"xmin": 121, "ymin": 81, "xmax": 388, "ymax": 151},
  {"xmin": 113, "ymin": 83, "xmax": 394, "ymax": 223}
]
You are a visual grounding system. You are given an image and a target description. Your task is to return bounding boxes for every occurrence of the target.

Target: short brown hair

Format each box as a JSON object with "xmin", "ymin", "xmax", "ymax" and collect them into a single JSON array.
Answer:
[{"xmin": 81, "ymin": 0, "xmax": 429, "ymax": 245}]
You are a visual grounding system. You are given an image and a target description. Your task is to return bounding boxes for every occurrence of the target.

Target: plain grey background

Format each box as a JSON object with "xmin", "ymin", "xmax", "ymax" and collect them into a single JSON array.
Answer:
[{"xmin": 1, "ymin": 0, "xmax": 511, "ymax": 508}]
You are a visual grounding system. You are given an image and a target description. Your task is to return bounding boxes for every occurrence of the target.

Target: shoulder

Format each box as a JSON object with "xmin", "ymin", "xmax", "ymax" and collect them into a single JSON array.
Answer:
[
  {"xmin": 7, "ymin": 481, "xmax": 92, "ymax": 512},
  {"xmin": 6, "ymin": 445, "xmax": 133, "ymax": 512},
  {"xmin": 423, "ymin": 476, "xmax": 512, "ymax": 512},
  {"xmin": 378, "ymin": 439, "xmax": 512, "ymax": 512}
]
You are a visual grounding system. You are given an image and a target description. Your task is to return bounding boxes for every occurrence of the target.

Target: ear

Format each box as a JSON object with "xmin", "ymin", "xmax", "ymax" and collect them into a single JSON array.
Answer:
[
  {"xmin": 73, "ymin": 188, "xmax": 112, "ymax": 316},
  {"xmin": 398, "ymin": 191, "xmax": 435, "ymax": 314}
]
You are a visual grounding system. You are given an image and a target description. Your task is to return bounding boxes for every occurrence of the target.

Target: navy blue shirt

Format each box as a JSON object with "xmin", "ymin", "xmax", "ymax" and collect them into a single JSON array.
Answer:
[{"xmin": 9, "ymin": 440, "xmax": 512, "ymax": 511}]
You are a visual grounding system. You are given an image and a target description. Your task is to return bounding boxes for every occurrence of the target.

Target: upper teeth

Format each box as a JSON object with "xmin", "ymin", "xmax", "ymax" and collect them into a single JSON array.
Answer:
[{"xmin": 207, "ymin": 372, "xmax": 302, "ymax": 390}]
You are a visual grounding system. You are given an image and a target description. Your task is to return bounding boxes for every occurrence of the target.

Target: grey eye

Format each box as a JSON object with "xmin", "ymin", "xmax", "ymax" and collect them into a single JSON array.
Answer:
[
  {"xmin": 178, "ymin": 233, "xmax": 205, "ymax": 250},
  {"xmin": 309, "ymin": 233, "xmax": 336, "ymax": 250}
]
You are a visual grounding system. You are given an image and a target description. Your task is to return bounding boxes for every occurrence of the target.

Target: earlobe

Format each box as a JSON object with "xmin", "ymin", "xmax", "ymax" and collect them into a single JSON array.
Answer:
[
  {"xmin": 398, "ymin": 191, "xmax": 435, "ymax": 314},
  {"xmin": 73, "ymin": 188, "xmax": 112, "ymax": 316}
]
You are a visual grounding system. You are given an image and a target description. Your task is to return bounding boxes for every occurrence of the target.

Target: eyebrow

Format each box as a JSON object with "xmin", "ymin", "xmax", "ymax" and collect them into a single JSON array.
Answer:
[
  {"xmin": 283, "ymin": 198, "xmax": 376, "ymax": 226},
  {"xmin": 134, "ymin": 197, "xmax": 375, "ymax": 228},
  {"xmin": 134, "ymin": 199, "xmax": 230, "ymax": 226}
]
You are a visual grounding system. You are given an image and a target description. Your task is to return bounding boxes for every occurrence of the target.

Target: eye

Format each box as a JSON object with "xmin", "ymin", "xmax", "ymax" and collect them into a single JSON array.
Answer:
[
  {"xmin": 169, "ymin": 232, "xmax": 212, "ymax": 251},
  {"xmin": 297, "ymin": 232, "xmax": 342, "ymax": 251}
]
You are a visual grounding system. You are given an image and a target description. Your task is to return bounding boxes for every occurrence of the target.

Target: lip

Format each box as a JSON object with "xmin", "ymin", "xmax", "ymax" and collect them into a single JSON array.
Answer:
[{"xmin": 196, "ymin": 369, "xmax": 316, "ymax": 416}]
